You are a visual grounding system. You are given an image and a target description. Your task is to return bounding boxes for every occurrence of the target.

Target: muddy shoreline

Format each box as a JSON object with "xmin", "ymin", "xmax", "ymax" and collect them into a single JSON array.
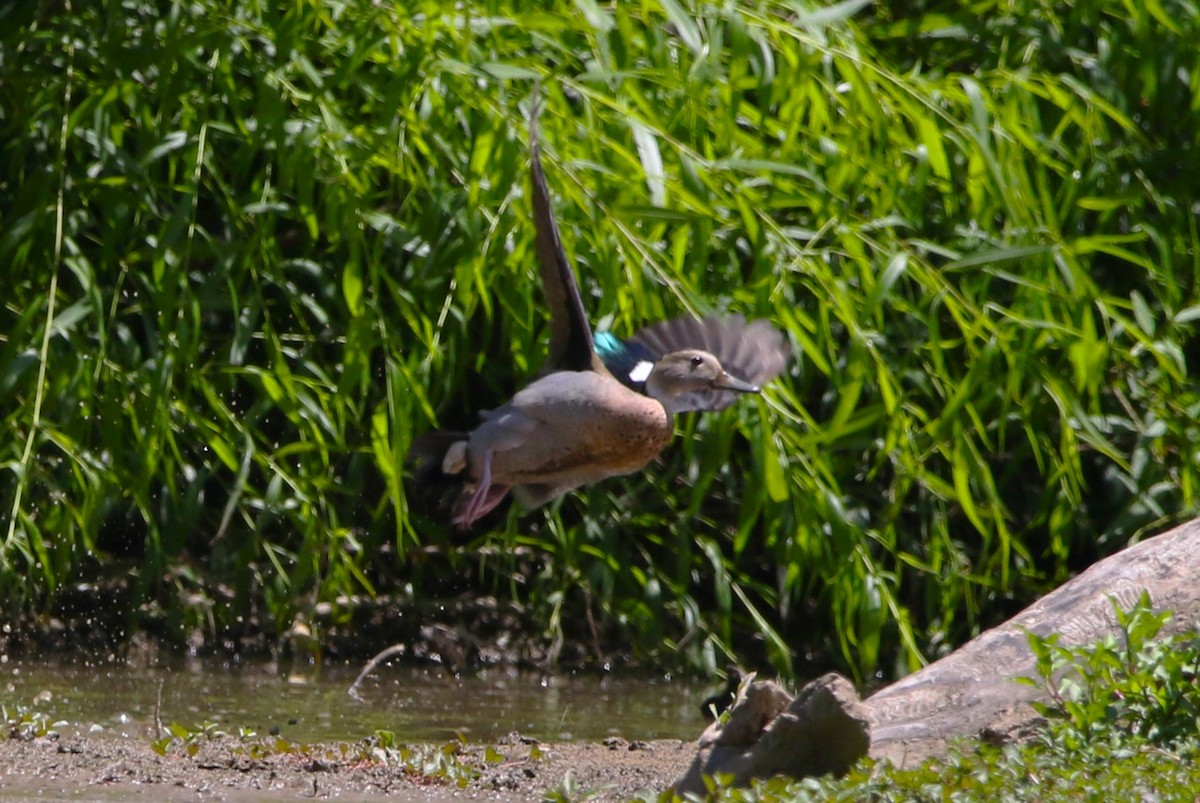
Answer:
[{"xmin": 0, "ymin": 729, "xmax": 693, "ymax": 801}]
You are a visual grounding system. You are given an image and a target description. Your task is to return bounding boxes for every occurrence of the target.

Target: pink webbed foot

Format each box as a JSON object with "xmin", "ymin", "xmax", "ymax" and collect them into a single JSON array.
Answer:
[{"xmin": 451, "ymin": 449, "xmax": 511, "ymax": 529}]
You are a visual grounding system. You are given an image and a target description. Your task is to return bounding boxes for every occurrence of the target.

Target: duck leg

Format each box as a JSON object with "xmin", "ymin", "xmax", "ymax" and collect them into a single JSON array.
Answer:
[{"xmin": 452, "ymin": 448, "xmax": 511, "ymax": 529}]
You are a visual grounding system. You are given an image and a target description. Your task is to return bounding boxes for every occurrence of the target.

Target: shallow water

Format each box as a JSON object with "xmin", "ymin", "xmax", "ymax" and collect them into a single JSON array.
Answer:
[{"xmin": 0, "ymin": 657, "xmax": 710, "ymax": 744}]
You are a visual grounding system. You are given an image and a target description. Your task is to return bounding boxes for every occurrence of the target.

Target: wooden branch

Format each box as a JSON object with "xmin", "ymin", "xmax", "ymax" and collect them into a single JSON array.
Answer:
[{"xmin": 671, "ymin": 517, "xmax": 1200, "ymax": 794}]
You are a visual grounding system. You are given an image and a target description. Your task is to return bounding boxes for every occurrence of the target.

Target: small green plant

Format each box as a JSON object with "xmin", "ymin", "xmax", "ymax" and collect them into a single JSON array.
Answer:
[
  {"xmin": 1022, "ymin": 593, "xmax": 1200, "ymax": 752},
  {"xmin": 2, "ymin": 704, "xmax": 65, "ymax": 741},
  {"xmin": 355, "ymin": 731, "xmax": 479, "ymax": 787},
  {"xmin": 151, "ymin": 720, "xmax": 227, "ymax": 757},
  {"xmin": 544, "ymin": 770, "xmax": 608, "ymax": 803}
]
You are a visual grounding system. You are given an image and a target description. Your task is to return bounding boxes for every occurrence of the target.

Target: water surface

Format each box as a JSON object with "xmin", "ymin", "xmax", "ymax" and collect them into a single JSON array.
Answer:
[{"xmin": 1, "ymin": 658, "xmax": 709, "ymax": 744}]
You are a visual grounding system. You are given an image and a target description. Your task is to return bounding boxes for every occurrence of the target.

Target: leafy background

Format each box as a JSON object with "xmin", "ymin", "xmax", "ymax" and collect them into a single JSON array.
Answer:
[{"xmin": 2, "ymin": 0, "xmax": 1198, "ymax": 681}]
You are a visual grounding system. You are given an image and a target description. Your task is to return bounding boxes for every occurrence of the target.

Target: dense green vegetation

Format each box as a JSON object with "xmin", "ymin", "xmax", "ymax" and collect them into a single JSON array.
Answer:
[{"xmin": 2, "ymin": 0, "xmax": 1198, "ymax": 680}]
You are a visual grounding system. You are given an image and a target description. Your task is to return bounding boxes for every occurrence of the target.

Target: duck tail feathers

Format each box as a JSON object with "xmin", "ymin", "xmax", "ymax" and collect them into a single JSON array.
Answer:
[{"xmin": 407, "ymin": 431, "xmax": 469, "ymax": 486}]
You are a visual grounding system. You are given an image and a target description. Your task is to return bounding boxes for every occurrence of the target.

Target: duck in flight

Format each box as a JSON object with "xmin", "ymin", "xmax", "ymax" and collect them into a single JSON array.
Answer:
[{"xmin": 408, "ymin": 95, "xmax": 789, "ymax": 529}]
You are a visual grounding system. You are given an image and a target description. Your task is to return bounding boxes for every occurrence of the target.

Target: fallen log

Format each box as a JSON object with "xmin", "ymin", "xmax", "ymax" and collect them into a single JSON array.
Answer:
[{"xmin": 672, "ymin": 517, "xmax": 1200, "ymax": 796}]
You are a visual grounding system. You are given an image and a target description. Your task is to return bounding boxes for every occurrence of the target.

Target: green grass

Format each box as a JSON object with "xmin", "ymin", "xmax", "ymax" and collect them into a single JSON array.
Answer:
[
  {"xmin": 695, "ymin": 738, "xmax": 1200, "ymax": 803},
  {"xmin": 2, "ymin": 0, "xmax": 1199, "ymax": 681}
]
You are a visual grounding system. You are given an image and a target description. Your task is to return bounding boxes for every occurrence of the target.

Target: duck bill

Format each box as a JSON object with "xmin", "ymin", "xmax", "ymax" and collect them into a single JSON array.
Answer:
[{"xmin": 714, "ymin": 372, "xmax": 760, "ymax": 394}]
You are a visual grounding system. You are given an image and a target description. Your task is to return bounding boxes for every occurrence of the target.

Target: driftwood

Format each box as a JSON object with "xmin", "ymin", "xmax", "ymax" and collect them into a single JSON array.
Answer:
[{"xmin": 673, "ymin": 517, "xmax": 1200, "ymax": 796}]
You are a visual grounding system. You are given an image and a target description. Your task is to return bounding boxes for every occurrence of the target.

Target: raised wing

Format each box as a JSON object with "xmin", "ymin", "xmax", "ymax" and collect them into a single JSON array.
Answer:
[{"xmin": 529, "ymin": 93, "xmax": 604, "ymax": 375}]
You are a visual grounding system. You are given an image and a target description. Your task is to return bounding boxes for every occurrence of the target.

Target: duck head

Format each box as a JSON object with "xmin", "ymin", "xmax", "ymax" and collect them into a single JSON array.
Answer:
[{"xmin": 644, "ymin": 350, "xmax": 761, "ymax": 415}]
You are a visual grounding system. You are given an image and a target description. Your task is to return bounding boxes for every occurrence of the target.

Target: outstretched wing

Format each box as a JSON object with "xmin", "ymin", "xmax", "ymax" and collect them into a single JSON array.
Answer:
[
  {"xmin": 599, "ymin": 315, "xmax": 790, "ymax": 411},
  {"xmin": 529, "ymin": 92, "xmax": 604, "ymax": 375}
]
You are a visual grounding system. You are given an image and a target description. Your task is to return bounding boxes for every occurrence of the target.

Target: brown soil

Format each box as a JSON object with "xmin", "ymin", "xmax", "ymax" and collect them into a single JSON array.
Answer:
[{"xmin": 0, "ymin": 730, "xmax": 694, "ymax": 802}]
